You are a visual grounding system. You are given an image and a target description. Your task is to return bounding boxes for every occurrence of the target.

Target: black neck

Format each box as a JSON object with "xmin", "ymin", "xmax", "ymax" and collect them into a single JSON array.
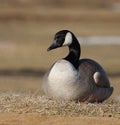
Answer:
[{"xmin": 64, "ymin": 34, "xmax": 81, "ymax": 69}]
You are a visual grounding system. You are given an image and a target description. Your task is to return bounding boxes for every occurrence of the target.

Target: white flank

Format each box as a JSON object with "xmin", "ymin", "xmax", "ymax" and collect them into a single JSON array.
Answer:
[{"xmin": 93, "ymin": 72, "xmax": 101, "ymax": 84}]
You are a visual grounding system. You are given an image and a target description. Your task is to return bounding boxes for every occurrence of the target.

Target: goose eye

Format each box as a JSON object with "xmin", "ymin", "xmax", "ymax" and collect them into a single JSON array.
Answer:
[{"xmin": 57, "ymin": 37, "xmax": 65, "ymax": 46}]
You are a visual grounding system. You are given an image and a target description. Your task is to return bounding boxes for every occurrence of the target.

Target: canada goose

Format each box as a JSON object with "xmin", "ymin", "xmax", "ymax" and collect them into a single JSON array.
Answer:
[{"xmin": 42, "ymin": 30, "xmax": 113, "ymax": 102}]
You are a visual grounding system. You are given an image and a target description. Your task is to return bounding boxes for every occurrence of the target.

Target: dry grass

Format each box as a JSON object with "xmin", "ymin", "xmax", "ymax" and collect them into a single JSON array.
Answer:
[
  {"xmin": 0, "ymin": 1, "xmax": 119, "ymax": 124},
  {"xmin": 0, "ymin": 92, "xmax": 119, "ymax": 118},
  {"xmin": 0, "ymin": 76, "xmax": 119, "ymax": 118}
]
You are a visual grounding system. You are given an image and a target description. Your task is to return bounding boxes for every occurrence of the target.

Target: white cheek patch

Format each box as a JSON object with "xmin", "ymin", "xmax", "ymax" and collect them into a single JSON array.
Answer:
[{"xmin": 63, "ymin": 32, "xmax": 72, "ymax": 46}]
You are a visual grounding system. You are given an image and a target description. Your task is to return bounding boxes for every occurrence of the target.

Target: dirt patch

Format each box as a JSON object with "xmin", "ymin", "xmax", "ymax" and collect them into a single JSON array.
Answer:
[{"xmin": 0, "ymin": 113, "xmax": 120, "ymax": 125}]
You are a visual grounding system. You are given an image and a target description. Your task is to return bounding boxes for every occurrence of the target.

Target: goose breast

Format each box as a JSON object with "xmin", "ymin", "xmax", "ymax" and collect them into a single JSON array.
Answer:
[{"xmin": 43, "ymin": 59, "xmax": 81, "ymax": 100}]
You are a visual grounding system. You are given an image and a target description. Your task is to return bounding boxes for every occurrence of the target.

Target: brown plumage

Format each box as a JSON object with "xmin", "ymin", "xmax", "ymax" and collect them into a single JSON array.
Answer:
[{"xmin": 78, "ymin": 59, "xmax": 113, "ymax": 102}]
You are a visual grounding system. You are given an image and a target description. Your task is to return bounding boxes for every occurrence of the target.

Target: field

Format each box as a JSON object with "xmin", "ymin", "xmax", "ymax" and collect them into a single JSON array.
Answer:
[{"xmin": 0, "ymin": 0, "xmax": 120, "ymax": 124}]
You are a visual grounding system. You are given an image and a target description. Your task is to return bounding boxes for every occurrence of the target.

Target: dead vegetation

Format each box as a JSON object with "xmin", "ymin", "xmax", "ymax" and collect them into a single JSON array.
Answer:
[
  {"xmin": 0, "ymin": 92, "xmax": 119, "ymax": 118},
  {"xmin": 0, "ymin": 1, "xmax": 119, "ymax": 124}
]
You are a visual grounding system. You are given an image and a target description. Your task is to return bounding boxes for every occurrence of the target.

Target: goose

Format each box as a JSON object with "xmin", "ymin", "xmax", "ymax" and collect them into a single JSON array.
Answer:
[{"xmin": 42, "ymin": 30, "xmax": 113, "ymax": 102}]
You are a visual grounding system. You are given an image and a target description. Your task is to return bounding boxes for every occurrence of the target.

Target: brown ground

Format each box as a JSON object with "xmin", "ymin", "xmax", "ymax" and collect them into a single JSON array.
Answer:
[
  {"xmin": 0, "ymin": 113, "xmax": 120, "ymax": 125},
  {"xmin": 0, "ymin": 1, "xmax": 120, "ymax": 125},
  {"xmin": 0, "ymin": 92, "xmax": 119, "ymax": 125}
]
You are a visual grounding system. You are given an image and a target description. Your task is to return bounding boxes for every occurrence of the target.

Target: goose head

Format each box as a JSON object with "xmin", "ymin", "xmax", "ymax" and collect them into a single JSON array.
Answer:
[
  {"xmin": 47, "ymin": 30, "xmax": 74, "ymax": 51},
  {"xmin": 47, "ymin": 30, "xmax": 81, "ymax": 68}
]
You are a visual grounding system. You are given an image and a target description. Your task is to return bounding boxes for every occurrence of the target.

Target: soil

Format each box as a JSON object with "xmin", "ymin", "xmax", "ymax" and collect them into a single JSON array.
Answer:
[{"xmin": 0, "ymin": 113, "xmax": 120, "ymax": 125}]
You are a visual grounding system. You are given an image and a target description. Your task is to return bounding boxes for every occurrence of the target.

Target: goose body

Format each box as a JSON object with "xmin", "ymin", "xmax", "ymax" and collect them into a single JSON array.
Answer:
[{"xmin": 43, "ymin": 30, "xmax": 113, "ymax": 102}]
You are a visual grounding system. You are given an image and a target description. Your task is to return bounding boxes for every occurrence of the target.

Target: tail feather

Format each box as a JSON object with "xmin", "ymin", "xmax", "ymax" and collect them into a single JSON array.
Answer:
[{"xmin": 86, "ymin": 86, "xmax": 113, "ymax": 103}]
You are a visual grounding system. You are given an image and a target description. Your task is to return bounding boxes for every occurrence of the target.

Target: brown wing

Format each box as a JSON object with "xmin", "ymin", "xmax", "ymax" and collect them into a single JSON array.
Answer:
[
  {"xmin": 78, "ymin": 58, "xmax": 113, "ymax": 102},
  {"xmin": 78, "ymin": 58, "xmax": 110, "ymax": 88}
]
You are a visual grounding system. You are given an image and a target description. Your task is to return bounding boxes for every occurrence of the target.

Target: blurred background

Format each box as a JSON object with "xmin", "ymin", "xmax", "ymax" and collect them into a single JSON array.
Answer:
[{"xmin": 0, "ymin": 0, "xmax": 120, "ymax": 98}]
